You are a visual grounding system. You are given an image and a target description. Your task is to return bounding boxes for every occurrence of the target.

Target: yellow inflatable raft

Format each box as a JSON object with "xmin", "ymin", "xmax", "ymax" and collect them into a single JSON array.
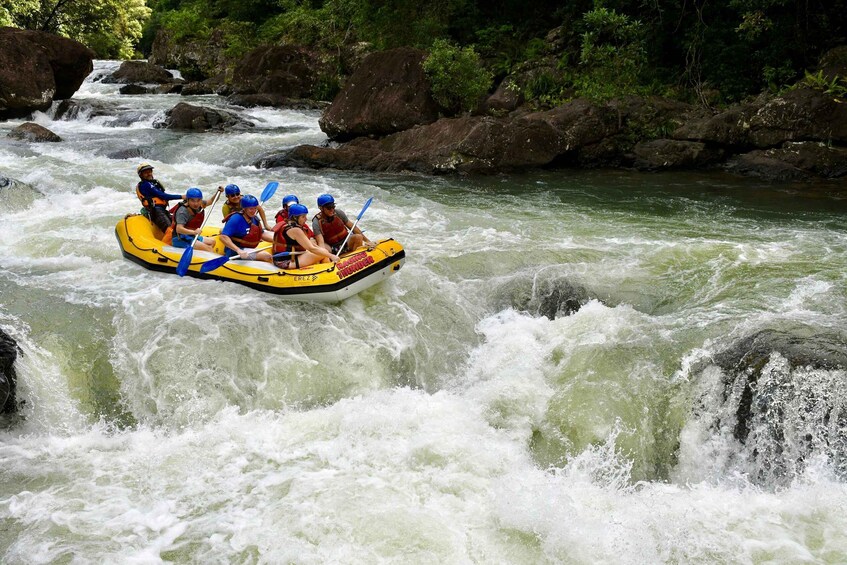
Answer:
[{"xmin": 115, "ymin": 214, "xmax": 405, "ymax": 302}]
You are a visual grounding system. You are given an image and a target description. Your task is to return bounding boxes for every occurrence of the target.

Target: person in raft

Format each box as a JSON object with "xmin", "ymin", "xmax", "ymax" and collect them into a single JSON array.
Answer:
[
  {"xmin": 170, "ymin": 186, "xmax": 223, "ymax": 252},
  {"xmin": 220, "ymin": 184, "xmax": 272, "ymax": 231},
  {"xmin": 219, "ymin": 194, "xmax": 274, "ymax": 262},
  {"xmin": 273, "ymin": 194, "xmax": 300, "ymax": 225},
  {"xmin": 274, "ymin": 203, "xmax": 339, "ymax": 269},
  {"xmin": 135, "ymin": 162, "xmax": 184, "ymax": 233},
  {"xmin": 312, "ymin": 193, "xmax": 375, "ymax": 255}
]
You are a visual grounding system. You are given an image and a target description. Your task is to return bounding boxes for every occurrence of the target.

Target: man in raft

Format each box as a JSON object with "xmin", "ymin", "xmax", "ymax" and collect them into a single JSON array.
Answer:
[
  {"xmin": 170, "ymin": 187, "xmax": 223, "ymax": 252},
  {"xmin": 135, "ymin": 162, "xmax": 185, "ymax": 233},
  {"xmin": 219, "ymin": 194, "xmax": 274, "ymax": 262},
  {"xmin": 312, "ymin": 193, "xmax": 375, "ymax": 254},
  {"xmin": 221, "ymin": 184, "xmax": 272, "ymax": 231}
]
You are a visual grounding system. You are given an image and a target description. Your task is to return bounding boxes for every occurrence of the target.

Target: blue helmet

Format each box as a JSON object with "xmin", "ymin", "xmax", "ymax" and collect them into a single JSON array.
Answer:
[
  {"xmin": 241, "ymin": 194, "xmax": 259, "ymax": 208},
  {"xmin": 282, "ymin": 194, "xmax": 299, "ymax": 207},
  {"xmin": 288, "ymin": 203, "xmax": 308, "ymax": 217},
  {"xmin": 185, "ymin": 187, "xmax": 203, "ymax": 199},
  {"xmin": 224, "ymin": 184, "xmax": 241, "ymax": 196},
  {"xmin": 317, "ymin": 193, "xmax": 335, "ymax": 207}
]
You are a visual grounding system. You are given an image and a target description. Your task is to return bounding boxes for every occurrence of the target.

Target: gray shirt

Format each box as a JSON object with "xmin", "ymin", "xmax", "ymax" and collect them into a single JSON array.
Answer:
[
  {"xmin": 174, "ymin": 204, "xmax": 196, "ymax": 228},
  {"xmin": 312, "ymin": 209, "xmax": 350, "ymax": 238}
]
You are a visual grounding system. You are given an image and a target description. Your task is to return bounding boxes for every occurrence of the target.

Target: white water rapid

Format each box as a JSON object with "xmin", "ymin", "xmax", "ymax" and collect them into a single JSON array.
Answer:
[{"xmin": 1, "ymin": 61, "xmax": 846, "ymax": 563}]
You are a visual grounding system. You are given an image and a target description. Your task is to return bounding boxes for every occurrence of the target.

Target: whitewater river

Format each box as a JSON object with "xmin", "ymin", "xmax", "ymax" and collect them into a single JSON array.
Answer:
[{"xmin": 1, "ymin": 60, "xmax": 846, "ymax": 563}]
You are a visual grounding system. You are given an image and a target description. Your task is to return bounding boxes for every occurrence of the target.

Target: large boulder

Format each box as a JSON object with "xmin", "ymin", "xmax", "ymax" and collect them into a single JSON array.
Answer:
[
  {"xmin": 102, "ymin": 61, "xmax": 176, "ymax": 84},
  {"xmin": 0, "ymin": 27, "xmax": 94, "ymax": 119},
  {"xmin": 7, "ymin": 122, "xmax": 62, "ymax": 142},
  {"xmin": 259, "ymin": 96, "xmax": 704, "ymax": 174},
  {"xmin": 319, "ymin": 47, "xmax": 440, "ymax": 141},
  {"xmin": 231, "ymin": 45, "xmax": 334, "ymax": 101},
  {"xmin": 153, "ymin": 102, "xmax": 254, "ymax": 131},
  {"xmin": 265, "ymin": 95, "xmax": 702, "ymax": 174}
]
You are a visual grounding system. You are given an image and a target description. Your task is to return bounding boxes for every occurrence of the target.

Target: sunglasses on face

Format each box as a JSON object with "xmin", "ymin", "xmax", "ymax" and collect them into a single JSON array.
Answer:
[
  {"xmin": 322, "ymin": 204, "xmax": 336, "ymax": 210},
  {"xmin": 229, "ymin": 194, "xmax": 241, "ymax": 198}
]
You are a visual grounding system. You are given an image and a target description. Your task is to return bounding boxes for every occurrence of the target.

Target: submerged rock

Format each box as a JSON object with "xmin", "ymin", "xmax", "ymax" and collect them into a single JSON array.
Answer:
[
  {"xmin": 102, "ymin": 60, "xmax": 176, "ymax": 84},
  {"xmin": 689, "ymin": 327, "xmax": 847, "ymax": 485},
  {"xmin": 491, "ymin": 273, "xmax": 591, "ymax": 319},
  {"xmin": 153, "ymin": 102, "xmax": 254, "ymax": 131},
  {"xmin": 7, "ymin": 122, "xmax": 62, "ymax": 142},
  {"xmin": 0, "ymin": 328, "xmax": 19, "ymax": 414}
]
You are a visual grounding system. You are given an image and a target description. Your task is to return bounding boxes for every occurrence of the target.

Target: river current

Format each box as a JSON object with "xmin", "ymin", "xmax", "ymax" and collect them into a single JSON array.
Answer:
[{"xmin": 1, "ymin": 61, "xmax": 846, "ymax": 563}]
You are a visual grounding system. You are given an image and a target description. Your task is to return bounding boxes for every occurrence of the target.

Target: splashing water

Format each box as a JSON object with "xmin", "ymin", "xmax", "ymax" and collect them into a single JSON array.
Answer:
[{"xmin": 2, "ymin": 61, "xmax": 847, "ymax": 562}]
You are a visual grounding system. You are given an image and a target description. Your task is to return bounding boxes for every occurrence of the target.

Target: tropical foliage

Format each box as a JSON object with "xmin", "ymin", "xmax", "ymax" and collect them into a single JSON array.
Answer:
[
  {"xmin": 423, "ymin": 39, "xmax": 492, "ymax": 113},
  {"xmin": 3, "ymin": 0, "xmax": 846, "ymax": 105},
  {"xmin": 0, "ymin": 0, "xmax": 150, "ymax": 58}
]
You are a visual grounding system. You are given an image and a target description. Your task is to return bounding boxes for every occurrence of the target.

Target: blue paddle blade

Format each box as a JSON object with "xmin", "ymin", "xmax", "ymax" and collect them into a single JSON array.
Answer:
[
  {"xmin": 357, "ymin": 197, "xmax": 373, "ymax": 220},
  {"xmin": 260, "ymin": 181, "xmax": 279, "ymax": 204},
  {"xmin": 176, "ymin": 246, "xmax": 194, "ymax": 277},
  {"xmin": 199, "ymin": 254, "xmax": 230, "ymax": 273},
  {"xmin": 271, "ymin": 251, "xmax": 291, "ymax": 260}
]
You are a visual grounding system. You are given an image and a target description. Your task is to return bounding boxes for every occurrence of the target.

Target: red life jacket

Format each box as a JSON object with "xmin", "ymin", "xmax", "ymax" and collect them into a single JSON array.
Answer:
[
  {"xmin": 273, "ymin": 222, "xmax": 314, "ymax": 254},
  {"xmin": 315, "ymin": 212, "xmax": 347, "ymax": 245},
  {"xmin": 274, "ymin": 208, "xmax": 288, "ymax": 225},
  {"xmin": 163, "ymin": 201, "xmax": 204, "ymax": 243},
  {"xmin": 225, "ymin": 211, "xmax": 263, "ymax": 247}
]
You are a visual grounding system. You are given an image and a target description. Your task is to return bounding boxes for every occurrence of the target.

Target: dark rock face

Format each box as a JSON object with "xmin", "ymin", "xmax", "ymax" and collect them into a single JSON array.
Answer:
[
  {"xmin": 818, "ymin": 45, "xmax": 847, "ymax": 81},
  {"xmin": 0, "ymin": 328, "xmax": 18, "ymax": 414},
  {"xmin": 0, "ymin": 27, "xmax": 94, "ymax": 119},
  {"xmin": 7, "ymin": 122, "xmax": 62, "ymax": 142},
  {"xmin": 153, "ymin": 102, "xmax": 254, "ymax": 131},
  {"xmin": 119, "ymin": 83, "xmax": 183, "ymax": 95},
  {"xmin": 227, "ymin": 94, "xmax": 328, "ymax": 111},
  {"xmin": 726, "ymin": 142, "xmax": 847, "ymax": 180},
  {"xmin": 150, "ymin": 29, "xmax": 232, "ymax": 82},
  {"xmin": 673, "ymin": 101, "xmax": 762, "ymax": 147},
  {"xmin": 633, "ymin": 139, "xmax": 724, "ymax": 170},
  {"xmin": 747, "ymin": 88, "xmax": 847, "ymax": 147},
  {"xmin": 102, "ymin": 61, "xmax": 175, "ymax": 84},
  {"xmin": 319, "ymin": 47, "xmax": 440, "ymax": 141},
  {"xmin": 481, "ymin": 77, "xmax": 523, "ymax": 116},
  {"xmin": 261, "ymin": 97, "xmax": 692, "ymax": 174},
  {"xmin": 231, "ymin": 45, "xmax": 332, "ymax": 101},
  {"xmin": 691, "ymin": 328, "xmax": 847, "ymax": 485}
]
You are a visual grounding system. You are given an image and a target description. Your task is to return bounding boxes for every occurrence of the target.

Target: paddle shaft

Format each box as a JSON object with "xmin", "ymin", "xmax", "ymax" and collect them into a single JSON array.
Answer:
[
  {"xmin": 189, "ymin": 189, "xmax": 223, "ymax": 248},
  {"xmin": 335, "ymin": 198, "xmax": 372, "ymax": 256}
]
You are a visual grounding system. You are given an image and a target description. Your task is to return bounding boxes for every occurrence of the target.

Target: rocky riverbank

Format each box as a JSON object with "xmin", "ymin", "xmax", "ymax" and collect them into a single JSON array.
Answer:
[{"xmin": 3, "ymin": 26, "xmax": 846, "ymax": 181}]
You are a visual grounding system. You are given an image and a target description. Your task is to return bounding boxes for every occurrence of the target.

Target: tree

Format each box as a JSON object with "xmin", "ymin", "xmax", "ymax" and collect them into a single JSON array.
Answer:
[{"xmin": 0, "ymin": 0, "xmax": 151, "ymax": 58}]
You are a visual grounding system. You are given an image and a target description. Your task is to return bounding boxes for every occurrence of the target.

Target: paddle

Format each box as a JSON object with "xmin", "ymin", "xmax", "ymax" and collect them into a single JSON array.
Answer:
[
  {"xmin": 260, "ymin": 181, "xmax": 278, "ymax": 205},
  {"xmin": 175, "ymin": 189, "xmax": 223, "ymax": 277},
  {"xmin": 335, "ymin": 197, "xmax": 373, "ymax": 256},
  {"xmin": 198, "ymin": 244, "xmax": 274, "ymax": 273},
  {"xmin": 195, "ymin": 181, "xmax": 278, "ymax": 274}
]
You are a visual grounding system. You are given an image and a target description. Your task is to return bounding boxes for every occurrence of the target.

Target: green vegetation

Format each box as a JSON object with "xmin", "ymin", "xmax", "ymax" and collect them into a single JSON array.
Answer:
[
  {"xmin": 3, "ymin": 0, "xmax": 846, "ymax": 106},
  {"xmin": 0, "ymin": 0, "xmax": 150, "ymax": 58},
  {"xmin": 796, "ymin": 70, "xmax": 847, "ymax": 99},
  {"xmin": 423, "ymin": 39, "xmax": 492, "ymax": 113}
]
